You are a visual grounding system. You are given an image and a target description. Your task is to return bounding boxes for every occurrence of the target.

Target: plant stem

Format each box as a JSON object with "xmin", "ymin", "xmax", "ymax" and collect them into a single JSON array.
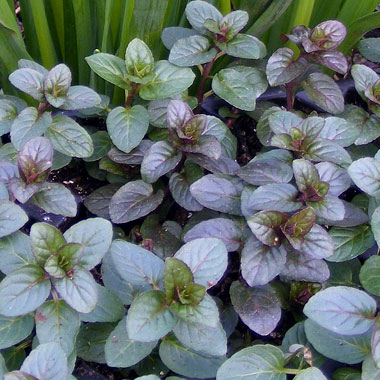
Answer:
[
  {"xmin": 125, "ymin": 83, "xmax": 139, "ymax": 108},
  {"xmin": 37, "ymin": 102, "xmax": 50, "ymax": 117},
  {"xmin": 285, "ymin": 83, "xmax": 295, "ymax": 110},
  {"xmin": 281, "ymin": 368, "xmax": 301, "ymax": 375},
  {"xmin": 196, "ymin": 59, "xmax": 216, "ymax": 109}
]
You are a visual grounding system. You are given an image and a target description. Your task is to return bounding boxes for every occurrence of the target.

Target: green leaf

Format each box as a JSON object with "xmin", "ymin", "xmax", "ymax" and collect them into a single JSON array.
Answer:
[
  {"xmin": 221, "ymin": 10, "xmax": 248, "ymax": 39},
  {"xmin": 184, "ymin": 218, "xmax": 242, "ymax": 252},
  {"xmin": 30, "ymin": 222, "xmax": 66, "ymax": 265},
  {"xmin": 174, "ymin": 238, "xmax": 227, "ymax": 288},
  {"xmin": 171, "ymin": 293, "xmax": 219, "ymax": 328},
  {"xmin": 139, "ymin": 61, "xmax": 195, "ymax": 100},
  {"xmin": 125, "ymin": 38, "xmax": 154, "ymax": 78},
  {"xmin": 76, "ymin": 322, "xmax": 116, "ymax": 364},
  {"xmin": 141, "ymin": 141, "xmax": 182, "ymax": 183},
  {"xmin": 173, "ymin": 318, "xmax": 227, "ymax": 356},
  {"xmin": 85, "ymin": 53, "xmax": 131, "ymax": 89},
  {"xmin": 79, "ymin": 284, "xmax": 124, "ymax": 323},
  {"xmin": 164, "ymin": 258, "xmax": 195, "ymax": 305},
  {"xmin": 351, "ymin": 64, "xmax": 379, "ymax": 98},
  {"xmin": 83, "ymin": 131, "xmax": 111, "ymax": 163},
  {"xmin": 64, "ymin": 217, "xmax": 112, "ymax": 270},
  {"xmin": 358, "ymin": 38, "xmax": 380, "ymax": 63},
  {"xmin": 105, "ymin": 316, "xmax": 156, "ymax": 368},
  {"xmin": 266, "ymin": 48, "xmax": 307, "ymax": 86},
  {"xmin": 216, "ymin": 344, "xmax": 286, "ymax": 380},
  {"xmin": 127, "ymin": 290, "xmax": 177, "ymax": 341},
  {"xmin": 304, "ymin": 319, "xmax": 371, "ymax": 364},
  {"xmin": 84, "ymin": 184, "xmax": 120, "ymax": 219},
  {"xmin": 45, "ymin": 114, "xmax": 94, "ymax": 158},
  {"xmin": 3, "ymin": 371, "xmax": 36, "ymax": 380},
  {"xmin": 371, "ymin": 315, "xmax": 380, "ymax": 368},
  {"xmin": 303, "ymin": 138, "xmax": 352, "ymax": 166},
  {"xmin": 159, "ymin": 337, "xmax": 225, "ymax": 379},
  {"xmin": 360, "ymin": 256, "xmax": 380, "ymax": 296},
  {"xmin": 333, "ymin": 368, "xmax": 361, "ymax": 380},
  {"xmin": 247, "ymin": 210, "xmax": 288, "ymax": 246},
  {"xmin": 241, "ymin": 236, "xmax": 287, "ymax": 287},
  {"xmin": 20, "ymin": 343, "xmax": 68, "ymax": 380},
  {"xmin": 36, "ymin": 299, "xmax": 80, "ymax": 355},
  {"xmin": 31, "ymin": 182, "xmax": 77, "ymax": 217},
  {"xmin": 109, "ymin": 239, "xmax": 164, "ymax": 288},
  {"xmin": 185, "ymin": 0, "xmax": 222, "ymax": 34},
  {"xmin": 106, "ymin": 105, "xmax": 149, "ymax": 154},
  {"xmin": 0, "ymin": 314, "xmax": 34, "ymax": 349},
  {"xmin": 109, "ymin": 180, "xmax": 164, "ymax": 223},
  {"xmin": 294, "ymin": 368, "xmax": 327, "ymax": 380},
  {"xmin": 282, "ymin": 207, "xmax": 316, "ymax": 244},
  {"xmin": 0, "ymin": 200, "xmax": 28, "ymax": 238},
  {"xmin": 60, "ymin": 86, "xmax": 101, "ymax": 111},
  {"xmin": 362, "ymin": 354, "xmax": 380, "ymax": 380},
  {"xmin": 212, "ymin": 68, "xmax": 259, "ymax": 111},
  {"xmin": 230, "ymin": 281, "xmax": 281, "ymax": 336},
  {"xmin": 0, "ymin": 99, "xmax": 18, "ymax": 136},
  {"xmin": 0, "ymin": 231, "xmax": 35, "ymax": 275},
  {"xmin": 302, "ymin": 73, "xmax": 344, "ymax": 114},
  {"xmin": 161, "ymin": 26, "xmax": 202, "ymax": 50},
  {"xmin": 9, "ymin": 68, "xmax": 45, "ymax": 102},
  {"xmin": 0, "ymin": 264, "xmax": 50, "ymax": 317},
  {"xmin": 53, "ymin": 266, "xmax": 98, "ymax": 313},
  {"xmin": 190, "ymin": 174, "xmax": 243, "ymax": 215},
  {"xmin": 226, "ymin": 34, "xmax": 266, "ymax": 59},
  {"xmin": 169, "ymin": 35, "xmax": 217, "ymax": 66},
  {"xmin": 11, "ymin": 107, "xmax": 52, "ymax": 151},
  {"xmin": 44, "ymin": 64, "xmax": 71, "ymax": 107},
  {"xmin": 328, "ymin": 225, "xmax": 375, "ymax": 262},
  {"xmin": 304, "ymin": 286, "xmax": 377, "ymax": 335}
]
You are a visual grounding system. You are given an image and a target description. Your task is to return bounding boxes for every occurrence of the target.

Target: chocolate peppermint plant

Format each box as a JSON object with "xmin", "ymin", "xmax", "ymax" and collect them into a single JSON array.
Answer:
[{"xmin": 266, "ymin": 20, "xmax": 348, "ymax": 113}]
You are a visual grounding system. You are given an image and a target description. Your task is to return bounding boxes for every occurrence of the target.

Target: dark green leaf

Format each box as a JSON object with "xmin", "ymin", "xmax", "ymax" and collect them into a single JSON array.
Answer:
[
  {"xmin": 0, "ymin": 201, "xmax": 28, "ymax": 238},
  {"xmin": 125, "ymin": 38, "xmax": 154, "ymax": 78},
  {"xmin": 9, "ymin": 68, "xmax": 45, "ymax": 102},
  {"xmin": 109, "ymin": 180, "xmax": 164, "ymax": 223},
  {"xmin": 360, "ymin": 256, "xmax": 380, "ymax": 296},
  {"xmin": 226, "ymin": 34, "xmax": 266, "ymax": 59},
  {"xmin": 106, "ymin": 105, "xmax": 149, "ymax": 154},
  {"xmin": 60, "ymin": 86, "xmax": 101, "ymax": 110},
  {"xmin": 0, "ymin": 314, "xmax": 34, "ymax": 349},
  {"xmin": 105, "ymin": 317, "xmax": 156, "ymax": 367},
  {"xmin": 185, "ymin": 1, "xmax": 222, "ymax": 34},
  {"xmin": 127, "ymin": 290, "xmax": 177, "ymax": 341}
]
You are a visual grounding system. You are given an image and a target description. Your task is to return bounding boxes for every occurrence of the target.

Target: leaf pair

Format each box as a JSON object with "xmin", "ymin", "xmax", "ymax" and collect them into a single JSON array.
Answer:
[
  {"xmin": 0, "ymin": 218, "xmax": 112, "ymax": 316},
  {"xmin": 9, "ymin": 59, "xmax": 100, "ymax": 110}
]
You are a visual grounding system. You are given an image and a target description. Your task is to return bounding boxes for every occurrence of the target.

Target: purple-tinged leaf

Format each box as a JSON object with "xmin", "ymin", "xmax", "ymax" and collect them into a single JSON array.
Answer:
[
  {"xmin": 302, "ymin": 73, "xmax": 344, "ymax": 114},
  {"xmin": 180, "ymin": 135, "xmax": 222, "ymax": 160},
  {"xmin": 351, "ymin": 64, "xmax": 379, "ymax": 98},
  {"xmin": 315, "ymin": 162, "xmax": 351, "ymax": 196},
  {"xmin": 241, "ymin": 236, "xmax": 287, "ymax": 286},
  {"xmin": 187, "ymin": 153, "xmax": 239, "ymax": 175},
  {"xmin": 109, "ymin": 180, "xmax": 164, "ymax": 223},
  {"xmin": 0, "ymin": 161, "xmax": 19, "ymax": 183},
  {"xmin": 296, "ymin": 224, "xmax": 334, "ymax": 259},
  {"xmin": 308, "ymin": 195, "xmax": 345, "ymax": 222},
  {"xmin": 293, "ymin": 159, "xmax": 320, "ymax": 192},
  {"xmin": 371, "ymin": 316, "xmax": 380, "ymax": 367},
  {"xmin": 312, "ymin": 50, "xmax": 348, "ymax": 74},
  {"xmin": 184, "ymin": 218, "xmax": 243, "ymax": 252},
  {"xmin": 268, "ymin": 110, "xmax": 303, "ymax": 135},
  {"xmin": 238, "ymin": 158, "xmax": 293, "ymax": 185},
  {"xmin": 319, "ymin": 117, "xmax": 360, "ymax": 147},
  {"xmin": 108, "ymin": 140, "xmax": 154, "ymax": 165},
  {"xmin": 280, "ymin": 250, "xmax": 330, "ymax": 283},
  {"xmin": 348, "ymin": 157, "xmax": 380, "ymax": 197},
  {"xmin": 44, "ymin": 64, "xmax": 72, "ymax": 107},
  {"xmin": 266, "ymin": 48, "xmax": 308, "ymax": 86},
  {"xmin": 282, "ymin": 207, "xmax": 316, "ymax": 243},
  {"xmin": 243, "ymin": 183, "xmax": 302, "ymax": 213},
  {"xmin": 221, "ymin": 10, "xmax": 249, "ymax": 40},
  {"xmin": 8, "ymin": 178, "xmax": 42, "ymax": 203},
  {"xmin": 230, "ymin": 281, "xmax": 281, "ymax": 336},
  {"xmin": 17, "ymin": 137, "xmax": 53, "ymax": 185},
  {"xmin": 306, "ymin": 20, "xmax": 346, "ymax": 52}
]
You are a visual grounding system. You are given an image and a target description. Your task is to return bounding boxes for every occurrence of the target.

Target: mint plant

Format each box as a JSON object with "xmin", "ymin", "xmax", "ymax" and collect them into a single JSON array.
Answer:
[{"xmin": 266, "ymin": 20, "xmax": 348, "ymax": 113}]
